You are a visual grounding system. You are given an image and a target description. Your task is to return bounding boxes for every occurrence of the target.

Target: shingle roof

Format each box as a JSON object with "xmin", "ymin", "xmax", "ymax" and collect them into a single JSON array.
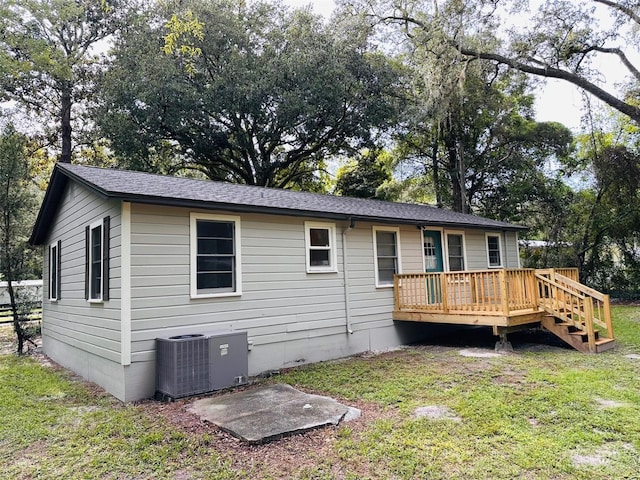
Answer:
[{"xmin": 30, "ymin": 163, "xmax": 526, "ymax": 245}]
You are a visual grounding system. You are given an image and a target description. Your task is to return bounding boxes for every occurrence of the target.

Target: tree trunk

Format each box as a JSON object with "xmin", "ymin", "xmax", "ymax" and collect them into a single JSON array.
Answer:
[
  {"xmin": 444, "ymin": 136, "xmax": 464, "ymax": 213},
  {"xmin": 7, "ymin": 282, "xmax": 25, "ymax": 355},
  {"xmin": 2, "ymin": 206, "xmax": 24, "ymax": 354},
  {"xmin": 431, "ymin": 140, "xmax": 443, "ymax": 208},
  {"xmin": 457, "ymin": 139, "xmax": 468, "ymax": 214},
  {"xmin": 60, "ymin": 84, "xmax": 72, "ymax": 163}
]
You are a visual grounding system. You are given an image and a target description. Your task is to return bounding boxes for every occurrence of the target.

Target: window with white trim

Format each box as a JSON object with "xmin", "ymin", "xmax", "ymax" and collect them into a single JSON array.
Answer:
[
  {"xmin": 49, "ymin": 240, "xmax": 61, "ymax": 301},
  {"xmin": 190, "ymin": 213, "xmax": 242, "ymax": 298},
  {"xmin": 486, "ymin": 234, "xmax": 503, "ymax": 268},
  {"xmin": 304, "ymin": 222, "xmax": 337, "ymax": 273},
  {"xmin": 85, "ymin": 217, "xmax": 110, "ymax": 302},
  {"xmin": 446, "ymin": 232, "xmax": 465, "ymax": 271},
  {"xmin": 373, "ymin": 226, "xmax": 401, "ymax": 287}
]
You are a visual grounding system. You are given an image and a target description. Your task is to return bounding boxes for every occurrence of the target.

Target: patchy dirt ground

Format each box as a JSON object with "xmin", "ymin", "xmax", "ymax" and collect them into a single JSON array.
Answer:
[
  {"xmin": 0, "ymin": 323, "xmax": 585, "ymax": 478},
  {"xmin": 0, "ymin": 324, "xmax": 396, "ymax": 478},
  {"xmin": 0, "ymin": 323, "xmax": 41, "ymax": 355},
  {"xmin": 136, "ymin": 390, "xmax": 394, "ymax": 478}
]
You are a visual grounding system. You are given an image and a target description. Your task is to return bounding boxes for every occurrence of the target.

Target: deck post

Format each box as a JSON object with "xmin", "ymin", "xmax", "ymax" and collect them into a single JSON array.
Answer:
[
  {"xmin": 603, "ymin": 294, "xmax": 613, "ymax": 338},
  {"xmin": 583, "ymin": 298, "xmax": 597, "ymax": 353},
  {"xmin": 499, "ymin": 269, "xmax": 510, "ymax": 315},
  {"xmin": 440, "ymin": 272, "xmax": 448, "ymax": 313},
  {"xmin": 528, "ymin": 270, "xmax": 539, "ymax": 309}
]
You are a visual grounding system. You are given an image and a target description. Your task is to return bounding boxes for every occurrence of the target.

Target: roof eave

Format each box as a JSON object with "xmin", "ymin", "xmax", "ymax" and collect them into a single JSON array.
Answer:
[{"xmin": 29, "ymin": 166, "xmax": 68, "ymax": 245}]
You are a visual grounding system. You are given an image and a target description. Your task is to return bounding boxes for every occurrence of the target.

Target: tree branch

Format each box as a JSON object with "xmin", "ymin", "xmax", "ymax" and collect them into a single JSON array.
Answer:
[
  {"xmin": 593, "ymin": 0, "xmax": 640, "ymax": 26},
  {"xmin": 590, "ymin": 46, "xmax": 640, "ymax": 81},
  {"xmin": 455, "ymin": 44, "xmax": 640, "ymax": 124}
]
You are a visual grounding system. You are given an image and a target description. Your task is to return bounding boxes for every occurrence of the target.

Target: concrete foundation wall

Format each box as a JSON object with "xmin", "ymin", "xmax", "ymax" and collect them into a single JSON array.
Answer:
[{"xmin": 44, "ymin": 335, "xmax": 126, "ymax": 401}]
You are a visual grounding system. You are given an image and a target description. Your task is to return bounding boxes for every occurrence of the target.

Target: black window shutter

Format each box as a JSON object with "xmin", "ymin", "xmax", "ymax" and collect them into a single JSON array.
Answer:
[
  {"xmin": 85, "ymin": 226, "xmax": 90, "ymax": 300},
  {"xmin": 56, "ymin": 240, "xmax": 62, "ymax": 300},
  {"xmin": 102, "ymin": 216, "xmax": 110, "ymax": 301},
  {"xmin": 47, "ymin": 244, "xmax": 51, "ymax": 300}
]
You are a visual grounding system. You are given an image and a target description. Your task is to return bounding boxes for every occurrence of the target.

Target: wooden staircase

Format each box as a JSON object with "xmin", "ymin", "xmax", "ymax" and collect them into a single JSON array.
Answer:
[{"xmin": 535, "ymin": 270, "xmax": 615, "ymax": 353}]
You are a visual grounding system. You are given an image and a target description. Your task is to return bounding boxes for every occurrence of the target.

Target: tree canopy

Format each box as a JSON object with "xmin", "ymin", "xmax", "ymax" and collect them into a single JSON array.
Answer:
[
  {"xmin": 347, "ymin": 0, "xmax": 640, "ymax": 124},
  {"xmin": 392, "ymin": 42, "xmax": 574, "ymax": 214},
  {"xmin": 0, "ymin": 0, "xmax": 130, "ymax": 162},
  {"xmin": 97, "ymin": 0, "xmax": 404, "ymax": 187}
]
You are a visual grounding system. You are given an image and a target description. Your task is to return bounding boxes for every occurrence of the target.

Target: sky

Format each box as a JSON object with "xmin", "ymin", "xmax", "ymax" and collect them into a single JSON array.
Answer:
[{"xmin": 281, "ymin": 0, "xmax": 636, "ymax": 133}]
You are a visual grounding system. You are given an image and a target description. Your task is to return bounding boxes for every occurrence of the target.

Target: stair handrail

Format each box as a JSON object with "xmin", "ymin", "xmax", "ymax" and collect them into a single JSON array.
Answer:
[
  {"xmin": 535, "ymin": 273, "xmax": 595, "ymax": 330},
  {"xmin": 534, "ymin": 272, "xmax": 597, "ymax": 352},
  {"xmin": 552, "ymin": 273, "xmax": 613, "ymax": 338},
  {"xmin": 534, "ymin": 271, "xmax": 614, "ymax": 352}
]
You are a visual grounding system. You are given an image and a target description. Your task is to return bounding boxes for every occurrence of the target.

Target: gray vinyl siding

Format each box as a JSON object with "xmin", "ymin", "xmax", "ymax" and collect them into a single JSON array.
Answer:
[
  {"xmin": 346, "ymin": 224, "xmax": 423, "ymax": 329},
  {"xmin": 126, "ymin": 207, "xmax": 436, "ymax": 400},
  {"xmin": 442, "ymin": 228, "xmax": 520, "ymax": 271},
  {"xmin": 127, "ymin": 208, "xmax": 523, "ymax": 370},
  {"xmin": 504, "ymin": 231, "xmax": 520, "ymax": 268},
  {"xmin": 463, "ymin": 229, "xmax": 488, "ymax": 270},
  {"xmin": 42, "ymin": 182, "xmax": 122, "ymax": 365},
  {"xmin": 129, "ymin": 204, "xmax": 348, "ymax": 369}
]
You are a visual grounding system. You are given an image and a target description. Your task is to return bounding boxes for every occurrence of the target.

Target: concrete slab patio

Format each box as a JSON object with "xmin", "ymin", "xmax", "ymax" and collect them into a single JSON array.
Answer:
[{"xmin": 188, "ymin": 383, "xmax": 360, "ymax": 443}]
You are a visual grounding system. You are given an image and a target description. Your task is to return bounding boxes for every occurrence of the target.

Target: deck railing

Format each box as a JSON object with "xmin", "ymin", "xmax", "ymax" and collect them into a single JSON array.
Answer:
[
  {"xmin": 394, "ymin": 268, "xmax": 543, "ymax": 315},
  {"xmin": 394, "ymin": 267, "xmax": 613, "ymax": 352}
]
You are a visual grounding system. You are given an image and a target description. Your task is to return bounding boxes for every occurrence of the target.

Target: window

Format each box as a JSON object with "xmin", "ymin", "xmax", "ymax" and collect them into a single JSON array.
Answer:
[
  {"xmin": 304, "ymin": 222, "xmax": 337, "ymax": 273},
  {"xmin": 446, "ymin": 232, "xmax": 466, "ymax": 271},
  {"xmin": 190, "ymin": 213, "xmax": 241, "ymax": 298},
  {"xmin": 85, "ymin": 217, "xmax": 110, "ymax": 302},
  {"xmin": 49, "ymin": 240, "xmax": 61, "ymax": 301},
  {"xmin": 373, "ymin": 227, "xmax": 401, "ymax": 287},
  {"xmin": 486, "ymin": 234, "xmax": 503, "ymax": 268}
]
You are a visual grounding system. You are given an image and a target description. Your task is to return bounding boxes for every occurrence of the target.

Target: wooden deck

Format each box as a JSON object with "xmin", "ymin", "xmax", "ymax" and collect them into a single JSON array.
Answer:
[{"xmin": 393, "ymin": 268, "xmax": 615, "ymax": 353}]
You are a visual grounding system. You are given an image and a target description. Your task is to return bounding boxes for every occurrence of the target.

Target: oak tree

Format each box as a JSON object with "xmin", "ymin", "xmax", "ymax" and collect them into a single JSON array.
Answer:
[{"xmin": 97, "ymin": 0, "xmax": 404, "ymax": 187}]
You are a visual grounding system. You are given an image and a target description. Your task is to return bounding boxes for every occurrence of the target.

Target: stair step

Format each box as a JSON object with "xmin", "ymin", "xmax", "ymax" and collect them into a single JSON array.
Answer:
[
  {"xmin": 568, "ymin": 330, "xmax": 600, "ymax": 340},
  {"xmin": 595, "ymin": 338, "xmax": 616, "ymax": 353},
  {"xmin": 568, "ymin": 329, "xmax": 599, "ymax": 336}
]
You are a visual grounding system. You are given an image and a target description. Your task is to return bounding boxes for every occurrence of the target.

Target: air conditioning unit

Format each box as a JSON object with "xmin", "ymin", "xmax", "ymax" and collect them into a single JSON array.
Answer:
[
  {"xmin": 155, "ymin": 331, "xmax": 248, "ymax": 401},
  {"xmin": 207, "ymin": 331, "xmax": 248, "ymax": 390},
  {"xmin": 156, "ymin": 334, "xmax": 210, "ymax": 400}
]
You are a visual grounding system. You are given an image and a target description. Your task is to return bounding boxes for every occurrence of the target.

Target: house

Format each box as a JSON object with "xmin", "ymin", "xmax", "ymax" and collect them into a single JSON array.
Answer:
[{"xmin": 30, "ymin": 163, "xmax": 531, "ymax": 401}]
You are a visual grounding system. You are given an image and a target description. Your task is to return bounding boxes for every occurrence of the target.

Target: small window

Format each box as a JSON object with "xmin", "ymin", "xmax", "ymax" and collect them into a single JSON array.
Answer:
[
  {"xmin": 373, "ymin": 226, "xmax": 401, "ymax": 287},
  {"xmin": 486, "ymin": 234, "xmax": 502, "ymax": 268},
  {"xmin": 190, "ymin": 213, "xmax": 242, "ymax": 298},
  {"xmin": 49, "ymin": 240, "xmax": 61, "ymax": 301},
  {"xmin": 85, "ymin": 217, "xmax": 110, "ymax": 302},
  {"xmin": 446, "ymin": 232, "xmax": 466, "ymax": 271},
  {"xmin": 304, "ymin": 222, "xmax": 337, "ymax": 273}
]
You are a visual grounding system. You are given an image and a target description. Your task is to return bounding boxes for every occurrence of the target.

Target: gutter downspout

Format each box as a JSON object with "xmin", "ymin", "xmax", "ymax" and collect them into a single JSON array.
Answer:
[{"xmin": 342, "ymin": 218, "xmax": 356, "ymax": 334}]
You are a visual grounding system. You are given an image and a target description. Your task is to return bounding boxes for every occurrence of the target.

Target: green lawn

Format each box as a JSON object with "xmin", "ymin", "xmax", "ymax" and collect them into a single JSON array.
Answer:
[{"xmin": 2, "ymin": 307, "xmax": 640, "ymax": 479}]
